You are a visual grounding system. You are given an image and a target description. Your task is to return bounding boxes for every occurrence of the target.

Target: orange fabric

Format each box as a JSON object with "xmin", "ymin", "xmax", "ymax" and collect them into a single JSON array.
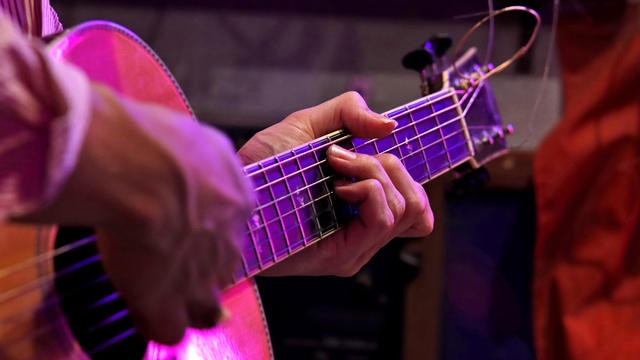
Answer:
[{"xmin": 533, "ymin": 4, "xmax": 640, "ymax": 360}]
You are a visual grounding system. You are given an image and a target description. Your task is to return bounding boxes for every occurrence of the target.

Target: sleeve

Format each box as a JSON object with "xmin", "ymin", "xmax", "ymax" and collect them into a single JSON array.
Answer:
[{"xmin": 0, "ymin": 11, "xmax": 91, "ymax": 220}]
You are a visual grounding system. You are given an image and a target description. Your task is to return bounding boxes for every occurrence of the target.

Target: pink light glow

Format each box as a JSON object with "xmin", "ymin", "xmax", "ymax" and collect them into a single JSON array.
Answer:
[{"xmin": 145, "ymin": 327, "xmax": 244, "ymax": 360}]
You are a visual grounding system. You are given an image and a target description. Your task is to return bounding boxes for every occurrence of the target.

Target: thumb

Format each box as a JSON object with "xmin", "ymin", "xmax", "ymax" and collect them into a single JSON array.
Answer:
[{"xmin": 307, "ymin": 91, "xmax": 397, "ymax": 139}]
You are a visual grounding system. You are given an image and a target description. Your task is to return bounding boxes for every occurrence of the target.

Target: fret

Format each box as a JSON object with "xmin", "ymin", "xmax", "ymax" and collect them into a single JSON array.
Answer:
[
  {"xmin": 452, "ymin": 90, "xmax": 476, "ymax": 158},
  {"xmin": 430, "ymin": 100, "xmax": 454, "ymax": 171},
  {"xmin": 406, "ymin": 106, "xmax": 430, "ymax": 183},
  {"xmin": 232, "ymin": 253, "xmax": 250, "ymax": 283},
  {"xmin": 310, "ymin": 139, "xmax": 339, "ymax": 236},
  {"xmin": 406, "ymin": 138, "xmax": 471, "ymax": 180},
  {"xmin": 433, "ymin": 91, "xmax": 472, "ymax": 166},
  {"xmin": 372, "ymin": 134, "xmax": 399, "ymax": 158},
  {"xmin": 351, "ymin": 137, "xmax": 376, "ymax": 155},
  {"xmin": 244, "ymin": 164, "xmax": 269, "ymax": 272},
  {"xmin": 297, "ymin": 143, "xmax": 326, "ymax": 244},
  {"xmin": 232, "ymin": 83, "xmax": 495, "ymax": 280},
  {"xmin": 277, "ymin": 151, "xmax": 307, "ymax": 253},
  {"xmin": 245, "ymin": 218, "xmax": 262, "ymax": 273},
  {"xmin": 261, "ymin": 158, "xmax": 290, "ymax": 260},
  {"xmin": 274, "ymin": 156, "xmax": 292, "ymax": 256},
  {"xmin": 252, "ymin": 163, "xmax": 277, "ymax": 267}
]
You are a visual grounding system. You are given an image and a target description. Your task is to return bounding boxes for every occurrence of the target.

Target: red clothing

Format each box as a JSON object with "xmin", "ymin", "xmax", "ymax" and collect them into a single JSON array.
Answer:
[{"xmin": 534, "ymin": 4, "xmax": 640, "ymax": 359}]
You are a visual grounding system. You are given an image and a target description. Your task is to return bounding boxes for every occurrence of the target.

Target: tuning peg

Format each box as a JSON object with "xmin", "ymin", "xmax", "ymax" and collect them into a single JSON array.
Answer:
[
  {"xmin": 401, "ymin": 49, "xmax": 434, "ymax": 73},
  {"xmin": 424, "ymin": 34, "xmax": 453, "ymax": 58}
]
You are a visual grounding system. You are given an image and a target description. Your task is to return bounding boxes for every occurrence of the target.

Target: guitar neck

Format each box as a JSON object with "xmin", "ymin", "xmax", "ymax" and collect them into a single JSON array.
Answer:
[{"xmin": 233, "ymin": 88, "xmax": 474, "ymax": 282}]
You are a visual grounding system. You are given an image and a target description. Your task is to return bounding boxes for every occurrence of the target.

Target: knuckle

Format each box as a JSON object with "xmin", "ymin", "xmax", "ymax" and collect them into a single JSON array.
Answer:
[
  {"xmin": 342, "ymin": 90, "xmax": 364, "ymax": 103},
  {"xmin": 377, "ymin": 153, "xmax": 403, "ymax": 169},
  {"xmin": 392, "ymin": 194, "xmax": 407, "ymax": 219},
  {"xmin": 338, "ymin": 263, "xmax": 360, "ymax": 277},
  {"xmin": 364, "ymin": 178, "xmax": 384, "ymax": 194},
  {"xmin": 378, "ymin": 207, "xmax": 395, "ymax": 231},
  {"xmin": 406, "ymin": 190, "xmax": 427, "ymax": 216},
  {"xmin": 425, "ymin": 207, "xmax": 435, "ymax": 234}
]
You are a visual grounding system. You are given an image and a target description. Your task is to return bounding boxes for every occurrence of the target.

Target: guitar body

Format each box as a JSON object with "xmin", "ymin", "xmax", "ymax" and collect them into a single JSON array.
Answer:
[{"xmin": 0, "ymin": 21, "xmax": 272, "ymax": 360}]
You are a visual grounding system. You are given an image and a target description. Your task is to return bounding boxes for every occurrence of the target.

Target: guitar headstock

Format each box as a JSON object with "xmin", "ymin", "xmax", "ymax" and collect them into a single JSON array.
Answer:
[{"xmin": 442, "ymin": 48, "xmax": 512, "ymax": 167}]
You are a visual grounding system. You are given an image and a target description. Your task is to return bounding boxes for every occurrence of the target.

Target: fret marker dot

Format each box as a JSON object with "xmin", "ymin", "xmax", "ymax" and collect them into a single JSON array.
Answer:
[{"xmin": 252, "ymin": 214, "xmax": 262, "ymax": 228}]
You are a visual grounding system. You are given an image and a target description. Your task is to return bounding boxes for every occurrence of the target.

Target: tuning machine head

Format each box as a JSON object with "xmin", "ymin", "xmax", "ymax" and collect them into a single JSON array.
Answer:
[
  {"xmin": 402, "ymin": 34, "xmax": 454, "ymax": 96},
  {"xmin": 424, "ymin": 34, "xmax": 453, "ymax": 60}
]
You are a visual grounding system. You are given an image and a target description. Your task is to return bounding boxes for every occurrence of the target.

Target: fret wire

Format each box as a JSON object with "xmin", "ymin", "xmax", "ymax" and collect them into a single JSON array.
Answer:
[
  {"xmin": 295, "ymin": 146, "xmax": 315, "ymax": 247},
  {"xmin": 246, "ymin": 89, "xmax": 466, "ymax": 180},
  {"xmin": 276, "ymin": 154, "xmax": 300, "ymax": 254},
  {"xmin": 241, "ymin": 192, "xmax": 337, "ymax": 268},
  {"xmin": 270, "ymin": 157, "xmax": 292, "ymax": 257},
  {"xmin": 257, "ymin": 163, "xmax": 278, "ymax": 268},
  {"xmin": 306, "ymin": 143, "xmax": 326, "ymax": 242},
  {"xmin": 245, "ymin": 222, "xmax": 262, "ymax": 272},
  {"xmin": 450, "ymin": 88, "xmax": 476, "ymax": 157},
  {"xmin": 405, "ymin": 135, "xmax": 470, "ymax": 174},
  {"xmin": 431, "ymin": 100, "xmax": 454, "ymax": 171},
  {"xmin": 240, "ymin": 207, "xmax": 340, "ymax": 278},
  {"xmin": 407, "ymin": 104, "xmax": 431, "ymax": 180},
  {"xmin": 244, "ymin": 86, "xmax": 484, "ymax": 246},
  {"xmin": 242, "ymin": 138, "xmax": 472, "ymax": 258},
  {"xmin": 245, "ymin": 128, "xmax": 469, "ymax": 237},
  {"xmin": 311, "ymin": 142, "xmax": 339, "ymax": 234},
  {"xmin": 249, "ymin": 89, "xmax": 472, "ymax": 193},
  {"xmin": 249, "ymin": 109, "xmax": 469, "ymax": 214},
  {"xmin": 237, "ymin": 241, "xmax": 251, "ymax": 278}
]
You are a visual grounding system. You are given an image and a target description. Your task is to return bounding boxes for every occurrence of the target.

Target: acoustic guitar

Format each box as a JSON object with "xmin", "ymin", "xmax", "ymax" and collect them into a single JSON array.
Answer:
[{"xmin": 0, "ymin": 21, "xmax": 510, "ymax": 359}]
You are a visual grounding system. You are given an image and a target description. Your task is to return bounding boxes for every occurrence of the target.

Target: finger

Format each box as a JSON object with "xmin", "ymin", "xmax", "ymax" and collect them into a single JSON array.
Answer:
[
  {"xmin": 131, "ymin": 296, "xmax": 189, "ymax": 345},
  {"xmin": 376, "ymin": 154, "xmax": 433, "ymax": 237},
  {"xmin": 333, "ymin": 179, "xmax": 395, "ymax": 275},
  {"xmin": 185, "ymin": 284, "xmax": 222, "ymax": 329},
  {"xmin": 295, "ymin": 91, "xmax": 397, "ymax": 139},
  {"xmin": 327, "ymin": 145, "xmax": 405, "ymax": 222}
]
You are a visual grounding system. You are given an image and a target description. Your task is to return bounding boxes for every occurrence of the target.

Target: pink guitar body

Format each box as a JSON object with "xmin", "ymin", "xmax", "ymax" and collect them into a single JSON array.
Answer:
[{"xmin": 0, "ymin": 21, "xmax": 272, "ymax": 360}]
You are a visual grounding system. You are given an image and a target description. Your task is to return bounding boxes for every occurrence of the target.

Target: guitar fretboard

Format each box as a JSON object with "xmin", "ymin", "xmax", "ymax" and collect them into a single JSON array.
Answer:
[{"xmin": 234, "ymin": 88, "xmax": 474, "ymax": 281}]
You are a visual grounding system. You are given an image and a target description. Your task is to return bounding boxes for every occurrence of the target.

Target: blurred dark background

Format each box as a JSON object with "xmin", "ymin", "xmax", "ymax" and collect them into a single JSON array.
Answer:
[{"xmin": 53, "ymin": 1, "xmax": 561, "ymax": 359}]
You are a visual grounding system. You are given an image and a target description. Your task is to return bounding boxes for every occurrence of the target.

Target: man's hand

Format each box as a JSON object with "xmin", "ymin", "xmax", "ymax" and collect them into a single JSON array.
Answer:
[
  {"xmin": 20, "ymin": 84, "xmax": 254, "ymax": 345},
  {"xmin": 238, "ymin": 92, "xmax": 434, "ymax": 277}
]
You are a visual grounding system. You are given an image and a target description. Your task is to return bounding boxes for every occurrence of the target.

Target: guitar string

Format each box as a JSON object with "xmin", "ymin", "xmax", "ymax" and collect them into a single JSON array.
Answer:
[
  {"xmin": 250, "ymin": 91, "xmax": 468, "ymax": 193},
  {"xmin": 243, "ymin": 128, "xmax": 470, "ymax": 242},
  {"xmin": 0, "ymin": 274, "xmax": 108, "ymax": 329},
  {"xmin": 244, "ymin": 85, "xmax": 482, "ymax": 228},
  {"xmin": 0, "ymin": 131, "xmax": 472, "ymax": 340},
  {"xmin": 237, "ymin": 138, "xmax": 473, "ymax": 275},
  {"xmin": 0, "ymin": 84, "xmax": 483, "ymax": 306},
  {"xmin": 0, "ymin": 85, "xmax": 486, "ymax": 338},
  {"xmin": 239, "ymin": 137, "xmax": 471, "ymax": 260},
  {"xmin": 235, "ymin": 85, "xmax": 489, "ymax": 271},
  {"xmin": 0, "ymin": 52, "xmax": 496, "ymax": 357},
  {"xmin": 0, "ymin": 138, "xmax": 476, "ymax": 353},
  {"xmin": 0, "ymin": 206, "xmax": 341, "ymax": 349},
  {"xmin": 248, "ymin": 109, "xmax": 471, "ymax": 215},
  {"xmin": 0, "ymin": 130, "xmax": 467, "ymax": 319},
  {"xmin": 0, "ymin": 86, "xmax": 476, "ymax": 289},
  {"xmin": 0, "ymin": 87, "xmax": 470, "ymax": 289},
  {"xmin": 247, "ymin": 89, "xmax": 465, "ymax": 182}
]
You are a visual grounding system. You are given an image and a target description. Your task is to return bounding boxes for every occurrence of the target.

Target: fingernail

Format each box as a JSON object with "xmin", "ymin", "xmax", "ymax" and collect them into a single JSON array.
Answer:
[
  {"xmin": 217, "ymin": 307, "xmax": 232, "ymax": 323},
  {"xmin": 379, "ymin": 115, "xmax": 397, "ymax": 128},
  {"xmin": 328, "ymin": 145, "xmax": 357, "ymax": 160}
]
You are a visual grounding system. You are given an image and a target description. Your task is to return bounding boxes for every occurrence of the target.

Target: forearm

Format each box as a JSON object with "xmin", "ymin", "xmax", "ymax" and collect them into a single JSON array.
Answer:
[{"xmin": 0, "ymin": 12, "xmax": 90, "ymax": 220}]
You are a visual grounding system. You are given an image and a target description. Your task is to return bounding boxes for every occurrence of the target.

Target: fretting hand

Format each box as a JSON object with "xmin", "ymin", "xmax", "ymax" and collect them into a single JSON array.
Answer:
[{"xmin": 238, "ymin": 92, "xmax": 434, "ymax": 277}]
